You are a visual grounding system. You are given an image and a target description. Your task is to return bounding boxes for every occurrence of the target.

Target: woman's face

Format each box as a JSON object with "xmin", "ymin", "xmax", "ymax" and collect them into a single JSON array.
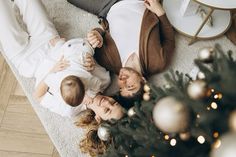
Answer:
[
  {"xmin": 118, "ymin": 67, "xmax": 143, "ymax": 97},
  {"xmin": 90, "ymin": 95, "xmax": 124, "ymax": 121}
]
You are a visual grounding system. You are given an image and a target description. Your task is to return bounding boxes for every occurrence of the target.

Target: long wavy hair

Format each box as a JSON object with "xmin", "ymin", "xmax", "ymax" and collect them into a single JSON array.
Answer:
[{"xmin": 74, "ymin": 109, "xmax": 110, "ymax": 157}]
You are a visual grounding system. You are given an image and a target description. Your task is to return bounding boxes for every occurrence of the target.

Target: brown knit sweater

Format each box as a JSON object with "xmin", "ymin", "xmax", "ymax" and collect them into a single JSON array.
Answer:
[{"xmin": 94, "ymin": 10, "xmax": 175, "ymax": 78}]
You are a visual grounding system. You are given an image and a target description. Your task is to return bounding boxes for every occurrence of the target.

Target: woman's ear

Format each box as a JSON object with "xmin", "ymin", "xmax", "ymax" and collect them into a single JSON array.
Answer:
[
  {"xmin": 95, "ymin": 114, "xmax": 102, "ymax": 123},
  {"xmin": 141, "ymin": 77, "xmax": 147, "ymax": 83}
]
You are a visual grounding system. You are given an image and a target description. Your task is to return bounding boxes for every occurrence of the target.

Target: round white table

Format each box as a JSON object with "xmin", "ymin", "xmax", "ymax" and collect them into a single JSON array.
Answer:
[{"xmin": 163, "ymin": 0, "xmax": 236, "ymax": 45}]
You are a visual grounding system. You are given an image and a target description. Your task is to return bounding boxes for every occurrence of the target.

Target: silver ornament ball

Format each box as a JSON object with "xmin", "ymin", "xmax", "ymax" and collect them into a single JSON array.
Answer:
[
  {"xmin": 127, "ymin": 107, "xmax": 136, "ymax": 117},
  {"xmin": 97, "ymin": 125, "xmax": 110, "ymax": 141},
  {"xmin": 229, "ymin": 110, "xmax": 236, "ymax": 132},
  {"xmin": 153, "ymin": 96, "xmax": 190, "ymax": 133},
  {"xmin": 187, "ymin": 80, "xmax": 208, "ymax": 100},
  {"xmin": 198, "ymin": 47, "xmax": 215, "ymax": 63},
  {"xmin": 197, "ymin": 71, "xmax": 206, "ymax": 80},
  {"xmin": 210, "ymin": 133, "xmax": 236, "ymax": 157}
]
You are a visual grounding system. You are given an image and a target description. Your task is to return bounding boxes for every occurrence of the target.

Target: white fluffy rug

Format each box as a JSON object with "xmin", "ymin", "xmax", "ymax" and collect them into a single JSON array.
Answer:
[{"xmin": 1, "ymin": 0, "xmax": 236, "ymax": 157}]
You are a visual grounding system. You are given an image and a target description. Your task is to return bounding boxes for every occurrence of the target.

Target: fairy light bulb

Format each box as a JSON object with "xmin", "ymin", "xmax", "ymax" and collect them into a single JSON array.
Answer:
[
  {"xmin": 197, "ymin": 136, "xmax": 205, "ymax": 144},
  {"xmin": 213, "ymin": 132, "xmax": 219, "ymax": 138},
  {"xmin": 211, "ymin": 102, "xmax": 218, "ymax": 109},
  {"xmin": 212, "ymin": 139, "xmax": 221, "ymax": 149},
  {"xmin": 164, "ymin": 135, "xmax": 170, "ymax": 140},
  {"xmin": 170, "ymin": 139, "xmax": 177, "ymax": 146}
]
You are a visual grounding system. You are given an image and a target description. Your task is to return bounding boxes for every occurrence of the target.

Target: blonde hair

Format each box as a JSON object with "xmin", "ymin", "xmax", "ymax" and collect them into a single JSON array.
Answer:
[
  {"xmin": 60, "ymin": 75, "xmax": 85, "ymax": 107},
  {"xmin": 74, "ymin": 109, "xmax": 110, "ymax": 157}
]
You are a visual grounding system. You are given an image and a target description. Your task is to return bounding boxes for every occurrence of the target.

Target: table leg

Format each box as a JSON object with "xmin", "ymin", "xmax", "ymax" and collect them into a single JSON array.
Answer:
[{"xmin": 188, "ymin": 7, "xmax": 215, "ymax": 45}]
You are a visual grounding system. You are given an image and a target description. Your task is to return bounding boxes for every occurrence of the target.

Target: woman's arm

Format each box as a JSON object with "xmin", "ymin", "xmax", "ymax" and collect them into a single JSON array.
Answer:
[
  {"xmin": 145, "ymin": 0, "xmax": 175, "ymax": 54},
  {"xmin": 33, "ymin": 56, "xmax": 69, "ymax": 101}
]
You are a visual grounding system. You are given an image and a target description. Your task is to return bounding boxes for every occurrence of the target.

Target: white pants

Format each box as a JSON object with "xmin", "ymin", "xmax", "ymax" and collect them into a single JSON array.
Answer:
[{"xmin": 0, "ymin": 0, "xmax": 58, "ymax": 77}]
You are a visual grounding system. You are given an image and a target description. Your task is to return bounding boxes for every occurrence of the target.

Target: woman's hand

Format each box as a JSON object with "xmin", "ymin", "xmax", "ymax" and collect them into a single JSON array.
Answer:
[
  {"xmin": 49, "ymin": 36, "xmax": 66, "ymax": 47},
  {"xmin": 83, "ymin": 53, "xmax": 96, "ymax": 72},
  {"xmin": 144, "ymin": 0, "xmax": 165, "ymax": 17},
  {"xmin": 87, "ymin": 30, "xmax": 103, "ymax": 48},
  {"xmin": 50, "ymin": 56, "xmax": 70, "ymax": 73}
]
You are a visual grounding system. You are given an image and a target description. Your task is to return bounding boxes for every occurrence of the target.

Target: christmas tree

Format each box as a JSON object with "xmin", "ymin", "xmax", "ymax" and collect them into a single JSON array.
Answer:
[{"xmin": 97, "ymin": 44, "xmax": 236, "ymax": 157}]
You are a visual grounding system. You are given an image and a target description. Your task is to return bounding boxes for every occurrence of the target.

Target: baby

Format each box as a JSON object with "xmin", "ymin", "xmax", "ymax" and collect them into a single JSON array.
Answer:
[{"xmin": 34, "ymin": 37, "xmax": 110, "ymax": 117}]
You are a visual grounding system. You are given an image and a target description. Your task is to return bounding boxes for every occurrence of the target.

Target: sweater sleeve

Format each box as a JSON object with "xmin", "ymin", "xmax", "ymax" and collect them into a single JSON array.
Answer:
[
  {"xmin": 86, "ymin": 76, "xmax": 102, "ymax": 98},
  {"xmin": 158, "ymin": 14, "xmax": 175, "ymax": 53}
]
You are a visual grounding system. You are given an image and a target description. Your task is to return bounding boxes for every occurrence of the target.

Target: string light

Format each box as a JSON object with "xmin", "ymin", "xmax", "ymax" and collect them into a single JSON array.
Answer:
[
  {"xmin": 197, "ymin": 136, "xmax": 205, "ymax": 144},
  {"xmin": 211, "ymin": 102, "xmax": 218, "ymax": 109},
  {"xmin": 207, "ymin": 107, "xmax": 211, "ymax": 111},
  {"xmin": 197, "ymin": 114, "xmax": 200, "ymax": 118},
  {"xmin": 213, "ymin": 132, "xmax": 219, "ymax": 138},
  {"xmin": 218, "ymin": 93, "xmax": 223, "ymax": 99},
  {"xmin": 164, "ymin": 135, "xmax": 170, "ymax": 140},
  {"xmin": 125, "ymin": 155, "xmax": 128, "ymax": 157},
  {"xmin": 170, "ymin": 139, "xmax": 177, "ymax": 146},
  {"xmin": 214, "ymin": 94, "xmax": 219, "ymax": 99},
  {"xmin": 211, "ymin": 89, "xmax": 215, "ymax": 93},
  {"xmin": 212, "ymin": 139, "xmax": 221, "ymax": 149}
]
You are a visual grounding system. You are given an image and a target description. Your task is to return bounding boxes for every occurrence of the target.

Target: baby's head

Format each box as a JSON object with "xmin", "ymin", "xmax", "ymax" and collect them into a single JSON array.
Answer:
[{"xmin": 60, "ymin": 75, "xmax": 85, "ymax": 107}]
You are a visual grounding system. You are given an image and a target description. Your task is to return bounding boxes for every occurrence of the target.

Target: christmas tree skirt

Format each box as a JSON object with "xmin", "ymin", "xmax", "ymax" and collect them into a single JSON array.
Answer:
[{"xmin": 0, "ymin": 0, "xmax": 236, "ymax": 157}]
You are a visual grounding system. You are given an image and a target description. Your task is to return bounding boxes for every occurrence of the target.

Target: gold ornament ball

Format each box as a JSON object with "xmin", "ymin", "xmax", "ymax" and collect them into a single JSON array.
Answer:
[
  {"xmin": 179, "ymin": 132, "xmax": 191, "ymax": 141},
  {"xmin": 143, "ymin": 84, "xmax": 151, "ymax": 92},
  {"xmin": 198, "ymin": 47, "xmax": 215, "ymax": 63},
  {"xmin": 143, "ymin": 93, "xmax": 150, "ymax": 101},
  {"xmin": 229, "ymin": 110, "xmax": 236, "ymax": 132},
  {"xmin": 153, "ymin": 96, "xmax": 190, "ymax": 133},
  {"xmin": 210, "ymin": 133, "xmax": 236, "ymax": 157},
  {"xmin": 97, "ymin": 125, "xmax": 110, "ymax": 141},
  {"xmin": 187, "ymin": 80, "xmax": 208, "ymax": 100},
  {"xmin": 197, "ymin": 71, "xmax": 206, "ymax": 80},
  {"xmin": 127, "ymin": 107, "xmax": 136, "ymax": 117}
]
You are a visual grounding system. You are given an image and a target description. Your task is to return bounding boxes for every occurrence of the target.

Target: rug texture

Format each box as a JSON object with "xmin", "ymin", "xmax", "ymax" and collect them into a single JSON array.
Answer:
[{"xmin": 0, "ymin": 0, "xmax": 236, "ymax": 157}]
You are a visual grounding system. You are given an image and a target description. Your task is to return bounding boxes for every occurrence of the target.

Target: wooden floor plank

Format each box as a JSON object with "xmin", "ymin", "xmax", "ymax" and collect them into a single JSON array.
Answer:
[
  {"xmin": 0, "ymin": 129, "xmax": 54, "ymax": 155},
  {"xmin": 0, "ymin": 150, "xmax": 51, "ymax": 157},
  {"xmin": 0, "ymin": 54, "xmax": 55, "ymax": 157},
  {"xmin": 13, "ymin": 83, "xmax": 26, "ymax": 96},
  {"xmin": 0, "ymin": 62, "xmax": 17, "ymax": 114},
  {"xmin": 1, "ymin": 111, "xmax": 47, "ymax": 134},
  {"xmin": 0, "ymin": 54, "xmax": 6, "ymax": 86},
  {"xmin": 7, "ymin": 95, "xmax": 37, "ymax": 115},
  {"xmin": 52, "ymin": 147, "xmax": 61, "ymax": 157}
]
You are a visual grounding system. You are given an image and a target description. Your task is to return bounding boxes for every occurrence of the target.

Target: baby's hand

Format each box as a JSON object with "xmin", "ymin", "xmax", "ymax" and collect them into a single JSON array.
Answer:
[
  {"xmin": 49, "ymin": 36, "xmax": 66, "ymax": 47},
  {"xmin": 82, "ymin": 94, "xmax": 94, "ymax": 105},
  {"xmin": 83, "ymin": 54, "xmax": 95, "ymax": 72},
  {"xmin": 50, "ymin": 56, "xmax": 70, "ymax": 73},
  {"xmin": 87, "ymin": 30, "xmax": 103, "ymax": 48}
]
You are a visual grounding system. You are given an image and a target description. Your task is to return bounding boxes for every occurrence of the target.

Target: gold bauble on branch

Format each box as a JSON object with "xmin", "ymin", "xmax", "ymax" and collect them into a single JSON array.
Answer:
[
  {"xmin": 198, "ymin": 47, "xmax": 215, "ymax": 63},
  {"xmin": 210, "ymin": 133, "xmax": 236, "ymax": 157},
  {"xmin": 143, "ymin": 92, "xmax": 150, "ymax": 101},
  {"xmin": 153, "ymin": 96, "xmax": 190, "ymax": 133},
  {"xmin": 143, "ymin": 84, "xmax": 151, "ymax": 93},
  {"xmin": 179, "ymin": 132, "xmax": 191, "ymax": 141},
  {"xmin": 187, "ymin": 80, "xmax": 208, "ymax": 100},
  {"xmin": 127, "ymin": 107, "xmax": 136, "ymax": 117},
  {"xmin": 229, "ymin": 110, "xmax": 236, "ymax": 132}
]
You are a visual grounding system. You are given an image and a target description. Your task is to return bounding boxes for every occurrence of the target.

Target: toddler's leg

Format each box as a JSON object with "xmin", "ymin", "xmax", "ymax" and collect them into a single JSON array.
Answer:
[
  {"xmin": 0, "ymin": 0, "xmax": 29, "ymax": 59},
  {"xmin": 14, "ymin": 0, "xmax": 59, "ymax": 41}
]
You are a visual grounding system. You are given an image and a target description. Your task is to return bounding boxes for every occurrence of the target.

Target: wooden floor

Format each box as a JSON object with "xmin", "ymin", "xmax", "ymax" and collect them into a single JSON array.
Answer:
[{"xmin": 0, "ymin": 54, "xmax": 60, "ymax": 157}]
